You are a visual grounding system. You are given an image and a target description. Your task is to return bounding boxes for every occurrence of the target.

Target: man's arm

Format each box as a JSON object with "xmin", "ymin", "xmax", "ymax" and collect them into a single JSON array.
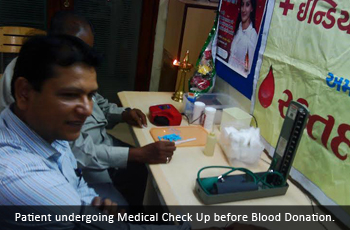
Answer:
[
  {"xmin": 71, "ymin": 132, "xmax": 176, "ymax": 169},
  {"xmin": 129, "ymin": 141, "xmax": 176, "ymax": 164},
  {"xmin": 71, "ymin": 132, "xmax": 129, "ymax": 170},
  {"xmin": 94, "ymin": 93, "xmax": 125, "ymax": 129},
  {"xmin": 0, "ymin": 165, "xmax": 177, "ymax": 230},
  {"xmin": 95, "ymin": 93, "xmax": 147, "ymax": 128},
  {"xmin": 0, "ymin": 160, "xmax": 94, "ymax": 205}
]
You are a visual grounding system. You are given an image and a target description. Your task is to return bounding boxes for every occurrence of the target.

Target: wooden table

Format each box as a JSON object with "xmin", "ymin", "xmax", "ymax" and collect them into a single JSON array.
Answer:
[{"xmin": 118, "ymin": 91, "xmax": 342, "ymax": 229}]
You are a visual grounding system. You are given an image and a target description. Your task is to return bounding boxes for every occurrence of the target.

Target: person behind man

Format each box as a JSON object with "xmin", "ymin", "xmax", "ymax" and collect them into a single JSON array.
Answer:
[{"xmin": 0, "ymin": 12, "xmax": 174, "ymax": 206}]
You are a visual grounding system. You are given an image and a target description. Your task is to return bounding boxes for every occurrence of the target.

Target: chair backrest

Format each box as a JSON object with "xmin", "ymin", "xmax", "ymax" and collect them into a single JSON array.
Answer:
[
  {"xmin": 0, "ymin": 26, "xmax": 46, "ymax": 53},
  {"xmin": 0, "ymin": 26, "xmax": 46, "ymax": 73}
]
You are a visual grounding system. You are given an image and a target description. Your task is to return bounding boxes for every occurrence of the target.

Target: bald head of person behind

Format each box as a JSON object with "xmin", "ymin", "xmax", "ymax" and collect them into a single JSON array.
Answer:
[{"xmin": 49, "ymin": 11, "xmax": 94, "ymax": 47}]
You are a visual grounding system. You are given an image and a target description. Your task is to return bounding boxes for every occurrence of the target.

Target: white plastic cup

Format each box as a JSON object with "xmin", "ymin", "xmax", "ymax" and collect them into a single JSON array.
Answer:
[
  {"xmin": 192, "ymin": 101, "xmax": 205, "ymax": 124},
  {"xmin": 220, "ymin": 107, "xmax": 252, "ymax": 131},
  {"xmin": 203, "ymin": 107, "xmax": 216, "ymax": 131}
]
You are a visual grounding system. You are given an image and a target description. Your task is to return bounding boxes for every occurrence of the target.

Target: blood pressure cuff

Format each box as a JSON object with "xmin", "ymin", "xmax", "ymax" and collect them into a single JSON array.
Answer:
[{"xmin": 210, "ymin": 174, "xmax": 258, "ymax": 195}]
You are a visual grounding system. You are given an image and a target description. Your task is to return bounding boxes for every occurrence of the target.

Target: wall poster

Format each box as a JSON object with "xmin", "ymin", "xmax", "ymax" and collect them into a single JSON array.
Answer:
[{"xmin": 215, "ymin": 0, "xmax": 268, "ymax": 98}]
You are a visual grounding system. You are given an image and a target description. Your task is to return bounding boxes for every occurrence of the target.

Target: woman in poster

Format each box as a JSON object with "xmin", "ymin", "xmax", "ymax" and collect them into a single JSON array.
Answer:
[{"xmin": 228, "ymin": 0, "xmax": 258, "ymax": 76}]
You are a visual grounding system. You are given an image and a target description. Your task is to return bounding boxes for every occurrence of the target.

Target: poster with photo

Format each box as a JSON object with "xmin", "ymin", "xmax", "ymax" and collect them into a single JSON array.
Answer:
[{"xmin": 215, "ymin": 0, "xmax": 268, "ymax": 98}]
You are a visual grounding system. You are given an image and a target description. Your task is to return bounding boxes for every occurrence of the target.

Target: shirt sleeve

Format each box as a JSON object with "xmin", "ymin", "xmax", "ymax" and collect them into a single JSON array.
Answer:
[
  {"xmin": 0, "ymin": 57, "xmax": 17, "ymax": 113},
  {"xmin": 66, "ymin": 151, "xmax": 99, "ymax": 205},
  {"xmin": 71, "ymin": 133, "xmax": 129, "ymax": 170},
  {"xmin": 0, "ymin": 156, "xmax": 92, "ymax": 206},
  {"xmin": 94, "ymin": 93, "xmax": 126, "ymax": 129}
]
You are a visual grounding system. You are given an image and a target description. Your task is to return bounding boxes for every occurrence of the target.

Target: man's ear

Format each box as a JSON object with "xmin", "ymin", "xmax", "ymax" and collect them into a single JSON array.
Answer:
[{"xmin": 14, "ymin": 77, "xmax": 33, "ymax": 110}]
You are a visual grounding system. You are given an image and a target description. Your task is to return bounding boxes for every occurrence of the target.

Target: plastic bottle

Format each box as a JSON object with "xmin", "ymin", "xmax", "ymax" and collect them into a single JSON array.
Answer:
[
  {"xmin": 203, "ymin": 107, "xmax": 216, "ymax": 131},
  {"xmin": 203, "ymin": 132, "xmax": 217, "ymax": 156}
]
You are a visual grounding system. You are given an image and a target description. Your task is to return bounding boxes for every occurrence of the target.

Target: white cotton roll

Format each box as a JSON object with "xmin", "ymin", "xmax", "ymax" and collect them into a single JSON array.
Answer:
[
  {"xmin": 192, "ymin": 101, "xmax": 205, "ymax": 124},
  {"xmin": 203, "ymin": 107, "xmax": 216, "ymax": 131}
]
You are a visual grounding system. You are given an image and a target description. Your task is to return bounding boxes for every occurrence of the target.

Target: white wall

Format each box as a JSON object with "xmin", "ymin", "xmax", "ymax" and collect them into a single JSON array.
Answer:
[{"xmin": 149, "ymin": 0, "xmax": 169, "ymax": 91}]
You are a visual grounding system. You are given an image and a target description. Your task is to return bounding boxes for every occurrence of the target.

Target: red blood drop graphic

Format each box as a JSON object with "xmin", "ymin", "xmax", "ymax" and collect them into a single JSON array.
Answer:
[{"xmin": 258, "ymin": 65, "xmax": 275, "ymax": 108}]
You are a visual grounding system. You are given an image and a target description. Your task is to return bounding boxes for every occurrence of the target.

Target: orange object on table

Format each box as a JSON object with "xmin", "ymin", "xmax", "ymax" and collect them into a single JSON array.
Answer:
[{"xmin": 149, "ymin": 126, "xmax": 208, "ymax": 147}]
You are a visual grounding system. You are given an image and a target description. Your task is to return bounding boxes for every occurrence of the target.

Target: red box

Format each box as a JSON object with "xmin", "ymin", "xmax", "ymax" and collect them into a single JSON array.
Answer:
[{"xmin": 149, "ymin": 104, "xmax": 182, "ymax": 126}]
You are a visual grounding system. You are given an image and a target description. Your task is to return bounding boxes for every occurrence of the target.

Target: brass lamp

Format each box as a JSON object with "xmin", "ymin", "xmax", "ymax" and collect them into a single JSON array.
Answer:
[{"xmin": 172, "ymin": 50, "xmax": 193, "ymax": 102}]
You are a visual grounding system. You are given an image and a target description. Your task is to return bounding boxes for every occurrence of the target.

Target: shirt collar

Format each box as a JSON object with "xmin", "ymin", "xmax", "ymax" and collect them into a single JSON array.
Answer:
[
  {"xmin": 1, "ymin": 106, "xmax": 69, "ymax": 159},
  {"xmin": 240, "ymin": 21, "xmax": 254, "ymax": 32}
]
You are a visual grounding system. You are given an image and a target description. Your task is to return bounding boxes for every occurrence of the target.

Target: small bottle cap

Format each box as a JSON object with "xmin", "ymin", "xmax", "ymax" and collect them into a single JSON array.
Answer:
[
  {"xmin": 205, "ymin": 107, "xmax": 216, "ymax": 114},
  {"xmin": 194, "ymin": 101, "xmax": 205, "ymax": 106}
]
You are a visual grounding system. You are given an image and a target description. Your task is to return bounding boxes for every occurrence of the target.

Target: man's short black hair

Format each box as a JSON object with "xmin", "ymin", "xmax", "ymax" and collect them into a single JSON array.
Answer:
[{"xmin": 11, "ymin": 35, "xmax": 101, "ymax": 99}]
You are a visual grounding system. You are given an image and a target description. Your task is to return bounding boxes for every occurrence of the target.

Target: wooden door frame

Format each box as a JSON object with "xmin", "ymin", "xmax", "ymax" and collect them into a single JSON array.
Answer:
[
  {"xmin": 47, "ymin": 0, "xmax": 74, "ymax": 28},
  {"xmin": 134, "ymin": 0, "xmax": 160, "ymax": 91}
]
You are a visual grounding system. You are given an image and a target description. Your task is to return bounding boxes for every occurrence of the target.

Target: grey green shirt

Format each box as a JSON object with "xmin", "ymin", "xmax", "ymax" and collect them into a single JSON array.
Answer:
[{"xmin": 70, "ymin": 93, "xmax": 130, "ymax": 184}]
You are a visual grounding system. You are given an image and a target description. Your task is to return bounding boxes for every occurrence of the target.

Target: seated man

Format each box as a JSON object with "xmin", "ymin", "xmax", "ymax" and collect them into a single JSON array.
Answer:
[
  {"xmin": 0, "ymin": 12, "xmax": 175, "ymax": 206},
  {"xmin": 0, "ymin": 34, "xmax": 189, "ymax": 230}
]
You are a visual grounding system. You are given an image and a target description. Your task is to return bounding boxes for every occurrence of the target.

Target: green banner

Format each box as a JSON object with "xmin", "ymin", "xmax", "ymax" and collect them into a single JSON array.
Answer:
[{"xmin": 254, "ymin": 0, "xmax": 350, "ymax": 205}]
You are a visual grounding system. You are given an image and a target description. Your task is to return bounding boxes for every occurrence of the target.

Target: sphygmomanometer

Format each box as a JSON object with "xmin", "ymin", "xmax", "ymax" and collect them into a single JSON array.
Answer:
[{"xmin": 195, "ymin": 101, "xmax": 309, "ymax": 204}]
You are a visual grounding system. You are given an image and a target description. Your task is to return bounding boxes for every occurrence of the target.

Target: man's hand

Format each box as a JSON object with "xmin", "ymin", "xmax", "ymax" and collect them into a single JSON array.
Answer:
[
  {"xmin": 122, "ymin": 108, "xmax": 147, "ymax": 128},
  {"xmin": 91, "ymin": 197, "xmax": 119, "ymax": 216},
  {"xmin": 128, "ymin": 141, "xmax": 176, "ymax": 164}
]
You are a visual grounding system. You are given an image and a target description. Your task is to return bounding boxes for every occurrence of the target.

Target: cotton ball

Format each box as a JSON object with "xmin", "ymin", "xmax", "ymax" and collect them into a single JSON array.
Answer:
[
  {"xmin": 250, "ymin": 128, "xmax": 263, "ymax": 150},
  {"xmin": 238, "ymin": 128, "xmax": 251, "ymax": 147},
  {"xmin": 229, "ymin": 129, "xmax": 245, "ymax": 145}
]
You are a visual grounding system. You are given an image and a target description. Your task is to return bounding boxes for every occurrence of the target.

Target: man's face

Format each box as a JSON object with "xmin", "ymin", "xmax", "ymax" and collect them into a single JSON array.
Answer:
[{"xmin": 23, "ymin": 63, "xmax": 98, "ymax": 143}]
